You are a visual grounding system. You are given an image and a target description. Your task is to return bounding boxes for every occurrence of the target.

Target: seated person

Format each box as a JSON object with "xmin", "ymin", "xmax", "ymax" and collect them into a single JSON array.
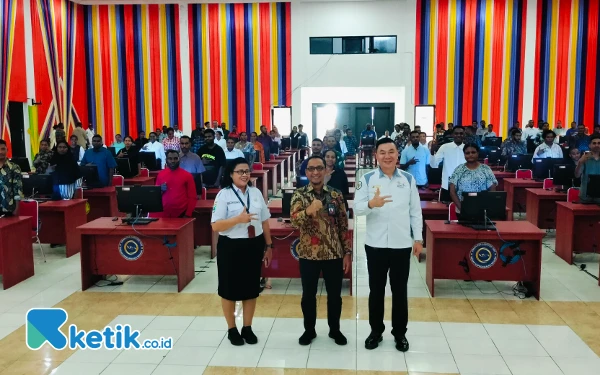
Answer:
[
  {"xmin": 568, "ymin": 124, "xmax": 591, "ymax": 152},
  {"xmin": 0, "ymin": 139, "xmax": 23, "ymax": 215},
  {"xmin": 501, "ymin": 129, "xmax": 527, "ymax": 156},
  {"xmin": 234, "ymin": 132, "xmax": 256, "ymax": 162},
  {"xmin": 464, "ymin": 126, "xmax": 482, "ymax": 147},
  {"xmin": 569, "ymin": 147, "xmax": 580, "ymax": 165},
  {"xmin": 116, "ymin": 136, "xmax": 141, "ymax": 178},
  {"xmin": 533, "ymin": 130, "xmax": 563, "ymax": 160},
  {"xmin": 81, "ymin": 135, "xmax": 117, "ymax": 187},
  {"xmin": 323, "ymin": 150, "xmax": 349, "ymax": 197},
  {"xmin": 297, "ymin": 138, "xmax": 323, "ymax": 176},
  {"xmin": 575, "ymin": 135, "xmax": 600, "ymax": 203},
  {"xmin": 224, "ymin": 138, "xmax": 245, "ymax": 160},
  {"xmin": 449, "ymin": 143, "xmax": 498, "ymax": 214},
  {"xmin": 33, "ymin": 139, "xmax": 54, "ymax": 174},
  {"xmin": 111, "ymin": 134, "xmax": 125, "ymax": 154},
  {"xmin": 251, "ymin": 132, "xmax": 266, "ymax": 163},
  {"xmin": 156, "ymin": 150, "xmax": 197, "ymax": 218},
  {"xmin": 481, "ymin": 124, "xmax": 497, "ymax": 140}
]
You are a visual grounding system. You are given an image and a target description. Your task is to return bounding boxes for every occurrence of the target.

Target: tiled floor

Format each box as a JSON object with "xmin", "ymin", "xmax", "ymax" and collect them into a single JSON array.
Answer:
[{"xmin": 1, "ymin": 167, "xmax": 600, "ymax": 374}]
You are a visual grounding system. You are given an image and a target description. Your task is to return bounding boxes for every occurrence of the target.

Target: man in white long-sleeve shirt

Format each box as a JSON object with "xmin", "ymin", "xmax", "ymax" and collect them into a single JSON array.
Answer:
[
  {"xmin": 141, "ymin": 132, "xmax": 166, "ymax": 169},
  {"xmin": 354, "ymin": 137, "xmax": 423, "ymax": 353},
  {"xmin": 430, "ymin": 126, "xmax": 466, "ymax": 193},
  {"xmin": 532, "ymin": 130, "xmax": 563, "ymax": 161}
]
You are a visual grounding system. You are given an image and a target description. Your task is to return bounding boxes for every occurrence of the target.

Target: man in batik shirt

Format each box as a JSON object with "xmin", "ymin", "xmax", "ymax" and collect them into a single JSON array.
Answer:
[
  {"xmin": 0, "ymin": 140, "xmax": 23, "ymax": 215},
  {"xmin": 290, "ymin": 155, "xmax": 352, "ymax": 347},
  {"xmin": 501, "ymin": 129, "xmax": 527, "ymax": 157}
]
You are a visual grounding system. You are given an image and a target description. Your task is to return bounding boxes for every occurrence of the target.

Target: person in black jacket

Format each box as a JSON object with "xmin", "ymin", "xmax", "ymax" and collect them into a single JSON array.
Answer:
[
  {"xmin": 117, "ymin": 136, "xmax": 141, "ymax": 178},
  {"xmin": 324, "ymin": 149, "xmax": 349, "ymax": 198},
  {"xmin": 49, "ymin": 140, "xmax": 81, "ymax": 200}
]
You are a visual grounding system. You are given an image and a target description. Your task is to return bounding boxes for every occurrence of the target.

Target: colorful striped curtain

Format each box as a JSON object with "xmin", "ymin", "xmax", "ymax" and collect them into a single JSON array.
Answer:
[
  {"xmin": 415, "ymin": 0, "xmax": 527, "ymax": 137},
  {"xmin": 533, "ymin": 0, "xmax": 600, "ymax": 128},
  {"xmin": 83, "ymin": 4, "xmax": 182, "ymax": 142},
  {"xmin": 1, "ymin": 0, "xmax": 19, "ymax": 147},
  {"xmin": 188, "ymin": 2, "xmax": 291, "ymax": 134}
]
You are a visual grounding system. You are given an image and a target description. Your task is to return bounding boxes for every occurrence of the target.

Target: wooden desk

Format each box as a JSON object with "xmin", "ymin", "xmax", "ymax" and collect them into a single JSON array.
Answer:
[
  {"xmin": 124, "ymin": 176, "xmax": 155, "ymax": 186},
  {"xmin": 0, "ymin": 217, "xmax": 34, "ymax": 289},
  {"xmin": 262, "ymin": 163, "xmax": 279, "ymax": 195},
  {"xmin": 262, "ymin": 218, "xmax": 353, "ymax": 294},
  {"xmin": 274, "ymin": 155, "xmax": 289, "ymax": 181},
  {"xmin": 419, "ymin": 189, "xmax": 438, "ymax": 201},
  {"xmin": 83, "ymin": 187, "xmax": 118, "ymax": 221},
  {"xmin": 425, "ymin": 220, "xmax": 544, "ymax": 299},
  {"xmin": 267, "ymin": 200, "xmax": 354, "ymax": 218},
  {"xmin": 192, "ymin": 200, "xmax": 214, "ymax": 249},
  {"xmin": 78, "ymin": 218, "xmax": 195, "ymax": 292},
  {"xmin": 525, "ymin": 188, "xmax": 567, "ymax": 229},
  {"xmin": 493, "ymin": 171, "xmax": 514, "ymax": 191},
  {"xmin": 149, "ymin": 170, "xmax": 160, "ymax": 179},
  {"xmin": 39, "ymin": 200, "xmax": 87, "ymax": 257},
  {"xmin": 420, "ymin": 201, "xmax": 448, "ymax": 249},
  {"xmin": 503, "ymin": 178, "xmax": 543, "ymax": 216},
  {"xmin": 555, "ymin": 202, "xmax": 600, "ymax": 264},
  {"xmin": 251, "ymin": 170, "xmax": 269, "ymax": 202}
]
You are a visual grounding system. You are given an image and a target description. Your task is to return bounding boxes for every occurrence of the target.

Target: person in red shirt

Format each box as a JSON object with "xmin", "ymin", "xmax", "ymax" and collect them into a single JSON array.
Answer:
[{"xmin": 156, "ymin": 150, "xmax": 197, "ymax": 218}]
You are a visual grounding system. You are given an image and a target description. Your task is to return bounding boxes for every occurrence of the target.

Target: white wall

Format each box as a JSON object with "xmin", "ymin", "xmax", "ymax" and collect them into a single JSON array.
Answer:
[{"xmin": 291, "ymin": 0, "xmax": 416, "ymax": 140}]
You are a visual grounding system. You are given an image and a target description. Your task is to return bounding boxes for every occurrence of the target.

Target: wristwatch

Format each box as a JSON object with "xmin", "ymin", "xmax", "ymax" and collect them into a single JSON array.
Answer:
[
  {"xmin": 344, "ymin": 250, "xmax": 353, "ymax": 256},
  {"xmin": 265, "ymin": 244, "xmax": 274, "ymax": 249},
  {"xmin": 414, "ymin": 240, "xmax": 423, "ymax": 244}
]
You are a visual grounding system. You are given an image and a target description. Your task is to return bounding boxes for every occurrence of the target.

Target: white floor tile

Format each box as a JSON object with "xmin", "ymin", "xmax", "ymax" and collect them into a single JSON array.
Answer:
[
  {"xmin": 407, "ymin": 321, "xmax": 445, "ymax": 337},
  {"xmin": 188, "ymin": 317, "xmax": 227, "ymax": 331},
  {"xmin": 265, "ymin": 331, "xmax": 306, "ymax": 349},
  {"xmin": 209, "ymin": 345, "xmax": 263, "ymax": 367},
  {"xmin": 441, "ymin": 322, "xmax": 488, "ymax": 338},
  {"xmin": 408, "ymin": 336, "xmax": 451, "ymax": 354},
  {"xmin": 447, "ymin": 336, "xmax": 499, "ymax": 355},
  {"xmin": 176, "ymin": 330, "xmax": 225, "ymax": 347},
  {"xmin": 108, "ymin": 315, "xmax": 156, "ymax": 332},
  {"xmin": 503, "ymin": 356, "xmax": 563, "ymax": 375},
  {"xmin": 309, "ymin": 332, "xmax": 356, "ymax": 351},
  {"xmin": 113, "ymin": 347, "xmax": 170, "ymax": 364},
  {"xmin": 527, "ymin": 325, "xmax": 580, "ymax": 342},
  {"xmin": 100, "ymin": 363, "xmax": 157, "ymax": 375},
  {"xmin": 306, "ymin": 350, "xmax": 357, "ymax": 370},
  {"xmin": 271, "ymin": 318, "xmax": 305, "ymax": 334},
  {"xmin": 150, "ymin": 365, "xmax": 207, "ymax": 375},
  {"xmin": 493, "ymin": 338, "xmax": 549, "ymax": 357},
  {"xmin": 50, "ymin": 362, "xmax": 108, "ymax": 375},
  {"xmin": 484, "ymin": 323, "xmax": 536, "ymax": 341},
  {"xmin": 65, "ymin": 347, "xmax": 122, "ymax": 363},
  {"xmin": 145, "ymin": 316, "xmax": 194, "ymax": 331},
  {"xmin": 554, "ymin": 356, "xmax": 600, "ymax": 375},
  {"xmin": 404, "ymin": 352, "xmax": 458, "ymax": 373},
  {"xmin": 257, "ymin": 347, "xmax": 309, "ymax": 368},
  {"xmin": 453, "ymin": 354, "xmax": 511, "ymax": 374},
  {"xmin": 356, "ymin": 350, "xmax": 407, "ymax": 371},
  {"xmin": 139, "ymin": 329, "xmax": 185, "ymax": 344},
  {"xmin": 539, "ymin": 336, "xmax": 598, "ymax": 358},
  {"xmin": 0, "ymin": 312, "xmax": 25, "ymax": 328},
  {"xmin": 161, "ymin": 346, "xmax": 217, "ymax": 366}
]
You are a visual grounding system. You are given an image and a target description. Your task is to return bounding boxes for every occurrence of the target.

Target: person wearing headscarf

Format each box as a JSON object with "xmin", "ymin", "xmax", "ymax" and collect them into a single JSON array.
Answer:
[{"xmin": 49, "ymin": 140, "xmax": 82, "ymax": 200}]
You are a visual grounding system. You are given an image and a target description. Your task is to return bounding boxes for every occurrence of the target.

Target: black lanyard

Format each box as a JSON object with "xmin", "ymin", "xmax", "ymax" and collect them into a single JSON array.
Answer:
[{"xmin": 231, "ymin": 188, "xmax": 250, "ymax": 211}]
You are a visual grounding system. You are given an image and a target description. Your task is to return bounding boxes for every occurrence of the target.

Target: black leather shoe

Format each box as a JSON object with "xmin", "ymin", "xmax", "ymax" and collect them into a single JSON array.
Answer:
[
  {"xmin": 298, "ymin": 330, "xmax": 317, "ymax": 346},
  {"xmin": 328, "ymin": 331, "xmax": 347, "ymax": 345},
  {"xmin": 227, "ymin": 327, "xmax": 244, "ymax": 346},
  {"xmin": 240, "ymin": 326, "xmax": 258, "ymax": 344},
  {"xmin": 364, "ymin": 331, "xmax": 383, "ymax": 350},
  {"xmin": 395, "ymin": 336, "xmax": 409, "ymax": 352}
]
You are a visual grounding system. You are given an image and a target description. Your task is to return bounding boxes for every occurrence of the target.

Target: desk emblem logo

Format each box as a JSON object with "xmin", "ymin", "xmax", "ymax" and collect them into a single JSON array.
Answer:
[
  {"xmin": 119, "ymin": 236, "xmax": 144, "ymax": 261},
  {"xmin": 85, "ymin": 202, "xmax": 90, "ymax": 215},
  {"xmin": 470, "ymin": 242, "xmax": 498, "ymax": 269},
  {"xmin": 290, "ymin": 239, "xmax": 300, "ymax": 260}
]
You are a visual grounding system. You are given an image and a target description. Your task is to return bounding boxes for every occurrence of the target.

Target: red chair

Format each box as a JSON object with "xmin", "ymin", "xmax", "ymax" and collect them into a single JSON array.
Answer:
[
  {"xmin": 567, "ymin": 187, "xmax": 580, "ymax": 202},
  {"xmin": 139, "ymin": 168, "xmax": 149, "ymax": 177},
  {"xmin": 112, "ymin": 175, "xmax": 124, "ymax": 186},
  {"xmin": 448, "ymin": 202, "xmax": 458, "ymax": 221},
  {"xmin": 516, "ymin": 169, "xmax": 533, "ymax": 179},
  {"xmin": 19, "ymin": 200, "xmax": 46, "ymax": 262},
  {"xmin": 253, "ymin": 163, "xmax": 264, "ymax": 170},
  {"xmin": 543, "ymin": 178, "xmax": 554, "ymax": 190}
]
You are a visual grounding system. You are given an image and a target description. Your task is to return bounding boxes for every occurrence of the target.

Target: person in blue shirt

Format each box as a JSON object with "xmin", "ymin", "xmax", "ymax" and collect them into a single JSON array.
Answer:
[
  {"xmin": 568, "ymin": 124, "xmax": 591, "ymax": 152},
  {"xmin": 400, "ymin": 131, "xmax": 430, "ymax": 188},
  {"xmin": 565, "ymin": 121, "xmax": 578, "ymax": 137},
  {"xmin": 360, "ymin": 124, "xmax": 377, "ymax": 167},
  {"xmin": 80, "ymin": 135, "xmax": 117, "ymax": 187},
  {"xmin": 297, "ymin": 139, "xmax": 323, "ymax": 176}
]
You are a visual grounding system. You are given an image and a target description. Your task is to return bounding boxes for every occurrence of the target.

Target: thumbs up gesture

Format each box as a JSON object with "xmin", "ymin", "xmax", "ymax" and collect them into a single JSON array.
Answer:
[{"xmin": 369, "ymin": 187, "xmax": 393, "ymax": 208}]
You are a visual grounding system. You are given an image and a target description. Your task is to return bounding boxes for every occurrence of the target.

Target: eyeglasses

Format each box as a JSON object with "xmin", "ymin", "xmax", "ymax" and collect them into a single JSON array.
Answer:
[
  {"xmin": 233, "ymin": 170, "xmax": 251, "ymax": 176},
  {"xmin": 306, "ymin": 166, "xmax": 325, "ymax": 172}
]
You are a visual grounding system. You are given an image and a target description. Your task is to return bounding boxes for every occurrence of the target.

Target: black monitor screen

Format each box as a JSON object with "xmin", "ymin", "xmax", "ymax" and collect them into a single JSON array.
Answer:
[
  {"xmin": 10, "ymin": 157, "xmax": 31, "ymax": 173},
  {"xmin": 506, "ymin": 154, "xmax": 533, "ymax": 172},
  {"xmin": 482, "ymin": 137, "xmax": 503, "ymax": 147},
  {"xmin": 116, "ymin": 186, "xmax": 163, "ymax": 216},
  {"xmin": 116, "ymin": 158, "xmax": 132, "ymax": 177},
  {"xmin": 140, "ymin": 151, "xmax": 160, "ymax": 171},
  {"xmin": 79, "ymin": 165, "xmax": 101, "ymax": 188},
  {"xmin": 460, "ymin": 191, "xmax": 507, "ymax": 223},
  {"xmin": 532, "ymin": 158, "xmax": 563, "ymax": 180},
  {"xmin": 553, "ymin": 164, "xmax": 576, "ymax": 187},
  {"xmin": 22, "ymin": 174, "xmax": 53, "ymax": 197},
  {"xmin": 587, "ymin": 175, "xmax": 600, "ymax": 199},
  {"xmin": 282, "ymin": 191, "xmax": 293, "ymax": 218}
]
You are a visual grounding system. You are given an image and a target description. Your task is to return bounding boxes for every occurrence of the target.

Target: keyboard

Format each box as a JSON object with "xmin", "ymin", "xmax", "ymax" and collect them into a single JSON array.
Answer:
[
  {"xmin": 121, "ymin": 217, "xmax": 158, "ymax": 225},
  {"xmin": 458, "ymin": 221, "xmax": 496, "ymax": 230}
]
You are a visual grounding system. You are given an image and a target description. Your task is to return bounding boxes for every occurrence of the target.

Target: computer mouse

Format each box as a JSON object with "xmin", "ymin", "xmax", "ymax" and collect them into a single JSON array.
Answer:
[{"xmin": 112, "ymin": 217, "xmax": 119, "ymax": 221}]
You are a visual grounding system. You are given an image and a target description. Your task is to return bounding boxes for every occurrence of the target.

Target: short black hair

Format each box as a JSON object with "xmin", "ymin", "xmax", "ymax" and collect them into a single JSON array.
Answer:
[
  {"xmin": 239, "ymin": 132, "xmax": 247, "ymax": 136},
  {"xmin": 251, "ymin": 132, "xmax": 258, "ymax": 136},
  {"xmin": 410, "ymin": 130, "xmax": 419, "ymax": 136},
  {"xmin": 75, "ymin": 122, "xmax": 82, "ymax": 127},
  {"xmin": 542, "ymin": 130, "xmax": 556, "ymax": 138},
  {"xmin": 70, "ymin": 135, "xmax": 78, "ymax": 140},
  {"xmin": 92, "ymin": 135, "xmax": 102, "ymax": 141},
  {"xmin": 204, "ymin": 121, "xmax": 210, "ymax": 125},
  {"xmin": 589, "ymin": 134, "xmax": 600, "ymax": 143},
  {"xmin": 578, "ymin": 123, "xmax": 586, "ymax": 127},
  {"xmin": 323, "ymin": 149, "xmax": 337, "ymax": 158},
  {"xmin": 166, "ymin": 149, "xmax": 179, "ymax": 158},
  {"xmin": 115, "ymin": 133, "xmax": 122, "ymax": 137},
  {"xmin": 452, "ymin": 126, "xmax": 465, "ymax": 133},
  {"xmin": 149, "ymin": 132, "xmax": 157, "ymax": 137},
  {"xmin": 124, "ymin": 136, "xmax": 134, "ymax": 143},
  {"xmin": 312, "ymin": 138, "xmax": 322, "ymax": 144},
  {"xmin": 511, "ymin": 129, "xmax": 522, "ymax": 136},
  {"xmin": 167, "ymin": 128, "xmax": 174, "ymax": 134},
  {"xmin": 463, "ymin": 143, "xmax": 480, "ymax": 153},
  {"xmin": 204, "ymin": 129, "xmax": 215, "ymax": 136},
  {"xmin": 375, "ymin": 137, "xmax": 397, "ymax": 151},
  {"xmin": 305, "ymin": 154, "xmax": 325, "ymax": 167},
  {"xmin": 0, "ymin": 139, "xmax": 6, "ymax": 147},
  {"xmin": 180, "ymin": 135, "xmax": 191, "ymax": 142},
  {"xmin": 39, "ymin": 139, "xmax": 49, "ymax": 145},
  {"xmin": 420, "ymin": 132, "xmax": 427, "ymax": 136},
  {"xmin": 222, "ymin": 157, "xmax": 252, "ymax": 188}
]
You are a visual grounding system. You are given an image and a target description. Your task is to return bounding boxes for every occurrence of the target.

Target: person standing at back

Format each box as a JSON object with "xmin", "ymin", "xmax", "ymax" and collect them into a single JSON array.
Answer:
[
  {"xmin": 156, "ymin": 150, "xmax": 197, "ymax": 218},
  {"xmin": 354, "ymin": 138, "xmax": 423, "ymax": 352},
  {"xmin": 257, "ymin": 125, "xmax": 272, "ymax": 161},
  {"xmin": 72, "ymin": 122, "xmax": 88, "ymax": 148},
  {"xmin": 80, "ymin": 135, "xmax": 117, "ymax": 187},
  {"xmin": 0, "ymin": 139, "xmax": 23, "ymax": 216},
  {"xmin": 430, "ymin": 126, "xmax": 466, "ymax": 196},
  {"xmin": 400, "ymin": 131, "xmax": 430, "ymax": 188}
]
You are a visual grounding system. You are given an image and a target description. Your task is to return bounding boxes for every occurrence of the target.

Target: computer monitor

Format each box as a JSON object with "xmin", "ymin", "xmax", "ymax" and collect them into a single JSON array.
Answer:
[
  {"xmin": 506, "ymin": 154, "xmax": 533, "ymax": 172},
  {"xmin": 107, "ymin": 147, "xmax": 117, "ymax": 157},
  {"xmin": 281, "ymin": 137, "xmax": 291, "ymax": 150},
  {"xmin": 460, "ymin": 191, "xmax": 507, "ymax": 224},
  {"xmin": 22, "ymin": 174, "xmax": 53, "ymax": 197},
  {"xmin": 361, "ymin": 136, "xmax": 375, "ymax": 146},
  {"xmin": 478, "ymin": 146, "xmax": 492, "ymax": 160},
  {"xmin": 10, "ymin": 157, "xmax": 31, "ymax": 173},
  {"xmin": 79, "ymin": 165, "xmax": 101, "ymax": 188},
  {"xmin": 115, "ymin": 158, "xmax": 131, "ymax": 177},
  {"xmin": 116, "ymin": 186, "xmax": 163, "ymax": 217},
  {"xmin": 532, "ymin": 158, "xmax": 563, "ymax": 180},
  {"xmin": 586, "ymin": 175, "xmax": 600, "ymax": 199},
  {"xmin": 282, "ymin": 191, "xmax": 293, "ymax": 218},
  {"xmin": 140, "ymin": 151, "xmax": 160, "ymax": 171},
  {"xmin": 553, "ymin": 164, "xmax": 576, "ymax": 188},
  {"xmin": 526, "ymin": 139, "xmax": 537, "ymax": 154},
  {"xmin": 558, "ymin": 136, "xmax": 568, "ymax": 144},
  {"xmin": 487, "ymin": 150, "xmax": 505, "ymax": 166},
  {"xmin": 427, "ymin": 166, "xmax": 442, "ymax": 185},
  {"xmin": 482, "ymin": 137, "xmax": 503, "ymax": 147}
]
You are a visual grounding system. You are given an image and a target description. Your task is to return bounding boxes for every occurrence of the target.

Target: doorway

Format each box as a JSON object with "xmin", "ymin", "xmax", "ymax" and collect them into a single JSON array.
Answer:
[
  {"xmin": 8, "ymin": 102, "xmax": 26, "ymax": 157},
  {"xmin": 311, "ymin": 103, "xmax": 395, "ymax": 139}
]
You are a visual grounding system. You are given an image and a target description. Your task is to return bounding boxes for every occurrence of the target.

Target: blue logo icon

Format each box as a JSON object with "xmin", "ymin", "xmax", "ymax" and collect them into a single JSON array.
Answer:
[
  {"xmin": 119, "ymin": 236, "xmax": 144, "ymax": 261},
  {"xmin": 470, "ymin": 242, "xmax": 498, "ymax": 269},
  {"xmin": 290, "ymin": 239, "xmax": 300, "ymax": 260},
  {"xmin": 26, "ymin": 308, "xmax": 68, "ymax": 350}
]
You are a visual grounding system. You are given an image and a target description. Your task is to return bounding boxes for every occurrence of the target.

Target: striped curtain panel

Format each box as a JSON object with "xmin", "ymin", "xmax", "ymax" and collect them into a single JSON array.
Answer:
[
  {"xmin": 83, "ymin": 4, "xmax": 182, "ymax": 142},
  {"xmin": 0, "ymin": 0, "xmax": 18, "ymax": 147},
  {"xmin": 533, "ymin": 0, "xmax": 600, "ymax": 128},
  {"xmin": 415, "ymin": 0, "xmax": 527, "ymax": 137},
  {"xmin": 188, "ymin": 3, "xmax": 291, "ymax": 134}
]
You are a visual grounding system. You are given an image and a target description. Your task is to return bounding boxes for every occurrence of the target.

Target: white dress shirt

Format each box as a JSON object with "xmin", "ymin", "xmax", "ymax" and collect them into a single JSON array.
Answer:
[
  {"xmin": 554, "ymin": 128, "xmax": 566, "ymax": 143},
  {"xmin": 431, "ymin": 142, "xmax": 466, "ymax": 189},
  {"xmin": 215, "ymin": 138, "xmax": 227, "ymax": 149},
  {"xmin": 339, "ymin": 140, "xmax": 348, "ymax": 155},
  {"xmin": 523, "ymin": 127, "xmax": 541, "ymax": 140},
  {"xmin": 86, "ymin": 129, "xmax": 95, "ymax": 143},
  {"xmin": 224, "ymin": 148, "xmax": 245, "ymax": 160},
  {"xmin": 482, "ymin": 131, "xmax": 497, "ymax": 140},
  {"xmin": 211, "ymin": 185, "xmax": 270, "ymax": 238},
  {"xmin": 173, "ymin": 130, "xmax": 184, "ymax": 138},
  {"xmin": 532, "ymin": 143, "xmax": 564, "ymax": 161},
  {"xmin": 141, "ymin": 140, "xmax": 166, "ymax": 168},
  {"xmin": 354, "ymin": 168, "xmax": 423, "ymax": 248}
]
